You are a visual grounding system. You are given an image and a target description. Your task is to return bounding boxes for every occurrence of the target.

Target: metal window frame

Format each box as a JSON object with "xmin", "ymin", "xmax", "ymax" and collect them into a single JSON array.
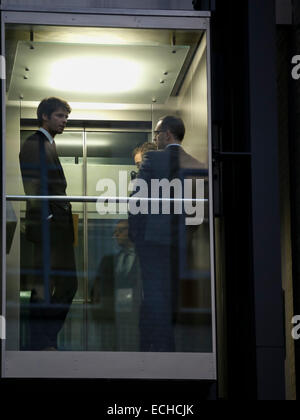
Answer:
[
  {"xmin": 0, "ymin": 4, "xmax": 6, "ymax": 381},
  {"xmin": 1, "ymin": 9, "xmax": 216, "ymax": 380},
  {"xmin": 0, "ymin": 4, "xmax": 211, "ymax": 17}
]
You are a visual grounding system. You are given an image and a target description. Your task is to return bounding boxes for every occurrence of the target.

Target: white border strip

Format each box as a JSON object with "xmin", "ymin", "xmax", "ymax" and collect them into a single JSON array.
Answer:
[{"xmin": 5, "ymin": 351, "xmax": 216, "ymax": 379}]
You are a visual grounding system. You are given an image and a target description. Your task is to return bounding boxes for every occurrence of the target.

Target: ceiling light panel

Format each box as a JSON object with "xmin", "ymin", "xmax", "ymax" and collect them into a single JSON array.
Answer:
[{"xmin": 8, "ymin": 42, "xmax": 189, "ymax": 104}]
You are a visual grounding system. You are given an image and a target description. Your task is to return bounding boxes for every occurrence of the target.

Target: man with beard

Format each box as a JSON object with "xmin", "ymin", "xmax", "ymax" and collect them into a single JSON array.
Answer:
[{"xmin": 19, "ymin": 97, "xmax": 78, "ymax": 350}]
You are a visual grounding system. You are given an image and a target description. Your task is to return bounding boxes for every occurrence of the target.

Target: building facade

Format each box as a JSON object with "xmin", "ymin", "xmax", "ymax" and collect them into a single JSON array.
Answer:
[{"xmin": 0, "ymin": 0, "xmax": 296, "ymax": 400}]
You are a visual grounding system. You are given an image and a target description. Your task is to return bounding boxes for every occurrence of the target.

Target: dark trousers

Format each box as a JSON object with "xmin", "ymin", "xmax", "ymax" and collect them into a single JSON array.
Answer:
[
  {"xmin": 136, "ymin": 242, "xmax": 177, "ymax": 352},
  {"xmin": 29, "ymin": 220, "xmax": 78, "ymax": 350}
]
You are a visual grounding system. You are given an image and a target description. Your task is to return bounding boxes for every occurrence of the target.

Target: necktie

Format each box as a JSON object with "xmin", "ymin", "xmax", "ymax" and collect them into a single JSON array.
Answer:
[{"xmin": 116, "ymin": 249, "xmax": 135, "ymax": 278}]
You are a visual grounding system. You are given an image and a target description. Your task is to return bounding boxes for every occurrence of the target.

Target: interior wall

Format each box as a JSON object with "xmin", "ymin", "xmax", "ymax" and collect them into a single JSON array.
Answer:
[
  {"xmin": 180, "ymin": 33, "xmax": 208, "ymax": 165},
  {"xmin": 152, "ymin": 33, "xmax": 208, "ymax": 166},
  {"xmin": 6, "ymin": 104, "xmax": 21, "ymax": 350}
]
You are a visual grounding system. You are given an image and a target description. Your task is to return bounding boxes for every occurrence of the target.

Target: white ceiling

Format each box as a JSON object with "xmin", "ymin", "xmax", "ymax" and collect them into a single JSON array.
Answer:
[{"xmin": 8, "ymin": 41, "xmax": 189, "ymax": 104}]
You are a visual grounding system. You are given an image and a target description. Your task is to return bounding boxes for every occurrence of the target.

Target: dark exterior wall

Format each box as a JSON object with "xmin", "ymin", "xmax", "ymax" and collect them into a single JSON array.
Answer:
[
  {"xmin": 248, "ymin": 0, "xmax": 285, "ymax": 400},
  {"xmin": 212, "ymin": 0, "xmax": 285, "ymax": 400},
  {"xmin": 289, "ymin": 0, "xmax": 300, "ymax": 400},
  {"xmin": 276, "ymin": 0, "xmax": 292, "ymax": 24},
  {"xmin": 211, "ymin": 0, "xmax": 256, "ymax": 400},
  {"xmin": 1, "ymin": 0, "xmax": 195, "ymax": 10}
]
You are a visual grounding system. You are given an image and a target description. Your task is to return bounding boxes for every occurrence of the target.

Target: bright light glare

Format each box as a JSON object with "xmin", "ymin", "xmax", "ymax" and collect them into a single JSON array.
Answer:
[
  {"xmin": 56, "ymin": 139, "xmax": 110, "ymax": 147},
  {"xmin": 69, "ymin": 102, "xmax": 133, "ymax": 110},
  {"xmin": 49, "ymin": 57, "xmax": 142, "ymax": 94}
]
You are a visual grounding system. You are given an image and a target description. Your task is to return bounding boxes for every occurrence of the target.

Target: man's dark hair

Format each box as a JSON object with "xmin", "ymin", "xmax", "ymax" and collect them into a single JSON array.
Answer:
[
  {"xmin": 158, "ymin": 115, "xmax": 185, "ymax": 142},
  {"xmin": 37, "ymin": 97, "xmax": 71, "ymax": 126},
  {"xmin": 132, "ymin": 141, "xmax": 157, "ymax": 158}
]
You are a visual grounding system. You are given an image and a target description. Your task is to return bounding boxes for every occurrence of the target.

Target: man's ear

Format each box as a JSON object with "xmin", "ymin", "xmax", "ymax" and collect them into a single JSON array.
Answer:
[
  {"xmin": 42, "ymin": 113, "xmax": 49, "ymax": 122},
  {"xmin": 165, "ymin": 129, "xmax": 172, "ymax": 140}
]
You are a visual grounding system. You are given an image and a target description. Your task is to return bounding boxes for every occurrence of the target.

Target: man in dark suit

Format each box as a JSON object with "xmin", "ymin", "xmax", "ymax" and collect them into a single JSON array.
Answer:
[
  {"xmin": 129, "ymin": 115, "xmax": 205, "ymax": 352},
  {"xmin": 19, "ymin": 97, "xmax": 78, "ymax": 350},
  {"xmin": 91, "ymin": 220, "xmax": 142, "ymax": 351}
]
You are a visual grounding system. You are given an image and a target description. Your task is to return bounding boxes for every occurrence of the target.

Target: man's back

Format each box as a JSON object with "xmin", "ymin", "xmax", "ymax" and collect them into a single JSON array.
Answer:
[{"xmin": 129, "ymin": 145, "xmax": 205, "ymax": 245}]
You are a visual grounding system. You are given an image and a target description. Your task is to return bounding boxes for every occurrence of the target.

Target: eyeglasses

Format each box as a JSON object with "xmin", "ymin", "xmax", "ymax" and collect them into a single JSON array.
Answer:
[{"xmin": 153, "ymin": 130, "xmax": 165, "ymax": 137}]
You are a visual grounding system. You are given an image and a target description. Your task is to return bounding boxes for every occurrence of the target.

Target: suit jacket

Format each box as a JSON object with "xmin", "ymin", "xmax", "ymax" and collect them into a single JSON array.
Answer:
[
  {"xmin": 91, "ymin": 252, "xmax": 142, "ymax": 321},
  {"xmin": 128, "ymin": 145, "xmax": 207, "ymax": 246},
  {"xmin": 19, "ymin": 130, "xmax": 73, "ymax": 243}
]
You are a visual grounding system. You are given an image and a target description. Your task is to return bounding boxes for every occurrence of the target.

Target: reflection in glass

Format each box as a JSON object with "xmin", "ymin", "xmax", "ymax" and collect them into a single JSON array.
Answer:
[
  {"xmin": 89, "ymin": 219, "xmax": 142, "ymax": 351},
  {"xmin": 6, "ymin": 24, "xmax": 212, "ymax": 357},
  {"xmin": 86, "ymin": 131, "xmax": 146, "ymax": 351}
]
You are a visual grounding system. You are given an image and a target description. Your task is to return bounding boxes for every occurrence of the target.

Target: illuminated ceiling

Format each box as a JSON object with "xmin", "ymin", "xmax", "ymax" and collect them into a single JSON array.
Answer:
[{"xmin": 8, "ymin": 41, "xmax": 190, "ymax": 104}]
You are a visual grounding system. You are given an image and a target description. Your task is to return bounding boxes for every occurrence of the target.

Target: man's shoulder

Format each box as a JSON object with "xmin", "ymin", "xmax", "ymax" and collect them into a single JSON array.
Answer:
[
  {"xmin": 164, "ymin": 146, "xmax": 205, "ymax": 169},
  {"xmin": 144, "ymin": 149, "xmax": 170, "ymax": 163},
  {"xmin": 139, "ymin": 147, "xmax": 206, "ymax": 174},
  {"xmin": 22, "ymin": 130, "xmax": 46, "ymax": 146},
  {"xmin": 138, "ymin": 150, "xmax": 163, "ymax": 173},
  {"xmin": 179, "ymin": 148, "xmax": 206, "ymax": 170},
  {"xmin": 20, "ymin": 131, "xmax": 49, "ymax": 155},
  {"xmin": 27, "ymin": 130, "xmax": 45, "ymax": 139},
  {"xmin": 98, "ymin": 254, "xmax": 116, "ymax": 273},
  {"xmin": 143, "ymin": 150, "xmax": 161, "ymax": 160}
]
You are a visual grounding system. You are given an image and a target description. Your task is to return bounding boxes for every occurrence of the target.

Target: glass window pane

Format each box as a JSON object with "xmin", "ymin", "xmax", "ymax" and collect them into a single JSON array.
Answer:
[
  {"xmin": 5, "ymin": 22, "xmax": 214, "ymax": 374},
  {"xmin": 86, "ymin": 130, "xmax": 149, "ymax": 351},
  {"xmin": 136, "ymin": 32, "xmax": 212, "ymax": 352}
]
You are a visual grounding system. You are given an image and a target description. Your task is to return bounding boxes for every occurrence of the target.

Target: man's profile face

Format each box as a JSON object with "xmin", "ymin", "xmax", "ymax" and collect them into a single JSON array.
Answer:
[
  {"xmin": 114, "ymin": 221, "xmax": 130, "ymax": 247},
  {"xmin": 134, "ymin": 152, "xmax": 142, "ymax": 169},
  {"xmin": 42, "ymin": 107, "xmax": 69, "ymax": 136},
  {"xmin": 153, "ymin": 120, "xmax": 168, "ymax": 150}
]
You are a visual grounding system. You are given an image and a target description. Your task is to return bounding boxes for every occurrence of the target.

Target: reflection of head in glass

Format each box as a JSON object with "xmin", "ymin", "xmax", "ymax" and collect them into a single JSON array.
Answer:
[
  {"xmin": 153, "ymin": 115, "xmax": 185, "ymax": 150},
  {"xmin": 113, "ymin": 220, "xmax": 132, "ymax": 249},
  {"xmin": 132, "ymin": 142, "xmax": 157, "ymax": 169}
]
